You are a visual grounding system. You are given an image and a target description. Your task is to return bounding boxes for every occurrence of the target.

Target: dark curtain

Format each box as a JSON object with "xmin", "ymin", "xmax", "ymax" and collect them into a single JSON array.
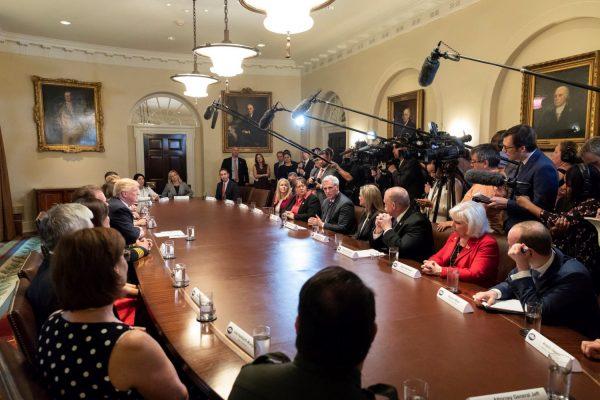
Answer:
[{"xmin": 0, "ymin": 126, "xmax": 16, "ymax": 241}]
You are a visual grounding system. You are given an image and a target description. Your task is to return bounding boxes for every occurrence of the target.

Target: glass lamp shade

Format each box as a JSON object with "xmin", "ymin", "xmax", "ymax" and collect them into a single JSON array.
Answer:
[
  {"xmin": 194, "ymin": 43, "xmax": 258, "ymax": 77},
  {"xmin": 170, "ymin": 73, "xmax": 218, "ymax": 98},
  {"xmin": 240, "ymin": 0, "xmax": 334, "ymax": 34}
]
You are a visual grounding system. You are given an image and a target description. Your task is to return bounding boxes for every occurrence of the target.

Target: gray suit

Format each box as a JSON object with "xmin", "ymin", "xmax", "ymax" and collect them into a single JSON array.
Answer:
[
  {"xmin": 161, "ymin": 182, "xmax": 193, "ymax": 198},
  {"xmin": 321, "ymin": 192, "xmax": 356, "ymax": 234}
]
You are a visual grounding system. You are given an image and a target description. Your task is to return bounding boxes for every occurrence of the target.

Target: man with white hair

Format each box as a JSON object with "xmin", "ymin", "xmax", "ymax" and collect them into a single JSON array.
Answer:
[
  {"xmin": 371, "ymin": 187, "xmax": 433, "ymax": 261},
  {"xmin": 308, "ymin": 175, "xmax": 355, "ymax": 234},
  {"xmin": 538, "ymin": 85, "xmax": 583, "ymax": 139},
  {"xmin": 108, "ymin": 178, "xmax": 145, "ymax": 245},
  {"xmin": 27, "ymin": 203, "xmax": 94, "ymax": 327}
]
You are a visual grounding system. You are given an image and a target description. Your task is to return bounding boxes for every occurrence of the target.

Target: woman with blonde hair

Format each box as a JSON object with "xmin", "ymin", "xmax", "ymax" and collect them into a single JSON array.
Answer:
[
  {"xmin": 273, "ymin": 178, "xmax": 293, "ymax": 215},
  {"xmin": 354, "ymin": 184, "xmax": 384, "ymax": 241},
  {"xmin": 162, "ymin": 169, "xmax": 193, "ymax": 198}
]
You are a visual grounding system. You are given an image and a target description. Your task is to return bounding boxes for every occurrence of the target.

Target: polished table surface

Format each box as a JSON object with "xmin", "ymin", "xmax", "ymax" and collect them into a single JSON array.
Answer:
[{"xmin": 135, "ymin": 199, "xmax": 600, "ymax": 399}]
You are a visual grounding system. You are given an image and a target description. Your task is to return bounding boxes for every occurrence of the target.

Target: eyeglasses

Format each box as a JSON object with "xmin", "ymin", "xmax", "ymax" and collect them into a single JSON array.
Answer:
[{"xmin": 502, "ymin": 145, "xmax": 516, "ymax": 151}]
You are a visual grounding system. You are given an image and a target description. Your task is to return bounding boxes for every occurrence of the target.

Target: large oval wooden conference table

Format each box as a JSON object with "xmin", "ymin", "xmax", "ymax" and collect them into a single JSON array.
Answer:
[{"xmin": 135, "ymin": 199, "xmax": 600, "ymax": 399}]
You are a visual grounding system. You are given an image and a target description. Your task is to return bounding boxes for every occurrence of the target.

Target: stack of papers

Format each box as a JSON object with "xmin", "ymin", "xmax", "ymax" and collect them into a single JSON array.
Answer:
[
  {"xmin": 154, "ymin": 230, "xmax": 187, "ymax": 239},
  {"xmin": 481, "ymin": 299, "xmax": 524, "ymax": 314}
]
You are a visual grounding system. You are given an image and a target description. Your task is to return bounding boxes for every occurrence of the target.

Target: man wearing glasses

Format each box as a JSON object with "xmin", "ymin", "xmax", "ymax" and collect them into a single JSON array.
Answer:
[{"xmin": 488, "ymin": 124, "xmax": 558, "ymax": 231}]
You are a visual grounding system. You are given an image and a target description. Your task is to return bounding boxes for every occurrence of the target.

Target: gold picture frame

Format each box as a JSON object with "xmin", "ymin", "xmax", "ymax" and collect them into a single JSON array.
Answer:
[
  {"xmin": 222, "ymin": 88, "xmax": 272, "ymax": 153},
  {"xmin": 520, "ymin": 51, "xmax": 599, "ymax": 150},
  {"xmin": 32, "ymin": 76, "xmax": 104, "ymax": 152},
  {"xmin": 387, "ymin": 89, "xmax": 424, "ymax": 138}
]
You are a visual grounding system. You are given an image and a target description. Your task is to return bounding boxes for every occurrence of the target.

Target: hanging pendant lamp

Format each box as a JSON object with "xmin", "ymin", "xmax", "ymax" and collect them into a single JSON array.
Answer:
[
  {"xmin": 171, "ymin": 0, "xmax": 218, "ymax": 98},
  {"xmin": 194, "ymin": 0, "xmax": 259, "ymax": 78}
]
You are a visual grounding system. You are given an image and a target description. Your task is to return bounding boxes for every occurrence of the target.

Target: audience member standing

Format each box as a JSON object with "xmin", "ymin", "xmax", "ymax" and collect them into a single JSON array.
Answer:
[
  {"xmin": 253, "ymin": 153, "xmax": 271, "ymax": 189},
  {"xmin": 276, "ymin": 151, "xmax": 298, "ymax": 181},
  {"xmin": 221, "ymin": 147, "xmax": 249, "ymax": 186},
  {"xmin": 308, "ymin": 175, "xmax": 355, "ymax": 234},
  {"xmin": 273, "ymin": 151, "xmax": 285, "ymax": 180},
  {"xmin": 216, "ymin": 169, "xmax": 240, "ymax": 201},
  {"xmin": 161, "ymin": 170, "xmax": 193, "ymax": 198},
  {"xmin": 393, "ymin": 144, "xmax": 426, "ymax": 201},
  {"xmin": 418, "ymin": 161, "xmax": 463, "ymax": 222},
  {"xmin": 297, "ymin": 152, "xmax": 315, "ymax": 180}
]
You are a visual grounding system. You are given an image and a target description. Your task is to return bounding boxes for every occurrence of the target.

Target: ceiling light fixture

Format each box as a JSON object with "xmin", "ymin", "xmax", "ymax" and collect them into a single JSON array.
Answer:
[
  {"xmin": 59, "ymin": 20, "xmax": 71, "ymax": 25},
  {"xmin": 171, "ymin": 0, "xmax": 218, "ymax": 98},
  {"xmin": 194, "ymin": 0, "xmax": 258, "ymax": 78},
  {"xmin": 239, "ymin": 1, "xmax": 335, "ymax": 58}
]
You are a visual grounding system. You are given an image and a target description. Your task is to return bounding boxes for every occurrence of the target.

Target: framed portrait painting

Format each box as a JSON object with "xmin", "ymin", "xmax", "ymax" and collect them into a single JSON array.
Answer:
[
  {"xmin": 387, "ymin": 89, "xmax": 424, "ymax": 138},
  {"xmin": 222, "ymin": 88, "xmax": 272, "ymax": 153},
  {"xmin": 521, "ymin": 51, "xmax": 599, "ymax": 149},
  {"xmin": 32, "ymin": 76, "xmax": 104, "ymax": 152}
]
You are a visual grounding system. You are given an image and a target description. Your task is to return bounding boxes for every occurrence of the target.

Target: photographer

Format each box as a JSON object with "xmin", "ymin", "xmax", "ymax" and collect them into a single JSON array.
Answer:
[{"xmin": 392, "ymin": 144, "xmax": 427, "ymax": 201}]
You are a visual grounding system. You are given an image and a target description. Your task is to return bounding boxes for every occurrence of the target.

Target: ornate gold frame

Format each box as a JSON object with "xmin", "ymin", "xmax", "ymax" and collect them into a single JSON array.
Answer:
[
  {"xmin": 520, "ymin": 51, "xmax": 599, "ymax": 150},
  {"xmin": 387, "ymin": 89, "xmax": 424, "ymax": 138},
  {"xmin": 32, "ymin": 76, "xmax": 104, "ymax": 152},
  {"xmin": 222, "ymin": 88, "xmax": 273, "ymax": 153}
]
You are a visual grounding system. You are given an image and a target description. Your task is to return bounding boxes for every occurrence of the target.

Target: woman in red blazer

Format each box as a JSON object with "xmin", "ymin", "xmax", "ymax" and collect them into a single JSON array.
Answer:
[{"xmin": 421, "ymin": 201, "xmax": 499, "ymax": 287}]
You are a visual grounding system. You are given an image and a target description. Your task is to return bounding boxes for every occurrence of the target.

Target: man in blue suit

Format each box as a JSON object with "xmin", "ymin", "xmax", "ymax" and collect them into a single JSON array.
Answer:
[
  {"xmin": 489, "ymin": 124, "xmax": 558, "ymax": 231},
  {"xmin": 474, "ymin": 221, "xmax": 600, "ymax": 338}
]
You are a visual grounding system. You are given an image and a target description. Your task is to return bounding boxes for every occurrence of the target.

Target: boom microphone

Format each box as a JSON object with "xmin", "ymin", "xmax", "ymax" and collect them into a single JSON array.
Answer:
[
  {"xmin": 418, "ymin": 43, "xmax": 442, "ymax": 87},
  {"xmin": 203, "ymin": 105, "xmax": 214, "ymax": 120},
  {"xmin": 291, "ymin": 90, "xmax": 322, "ymax": 119},
  {"xmin": 464, "ymin": 169, "xmax": 530, "ymax": 189},
  {"xmin": 211, "ymin": 108, "xmax": 219, "ymax": 129},
  {"xmin": 259, "ymin": 104, "xmax": 279, "ymax": 130}
]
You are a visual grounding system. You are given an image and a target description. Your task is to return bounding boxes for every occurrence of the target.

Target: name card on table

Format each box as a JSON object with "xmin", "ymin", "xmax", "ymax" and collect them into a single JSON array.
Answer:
[
  {"xmin": 283, "ymin": 221, "xmax": 300, "ymax": 230},
  {"xmin": 224, "ymin": 199, "xmax": 235, "ymax": 206},
  {"xmin": 251, "ymin": 208, "xmax": 263, "ymax": 215},
  {"xmin": 524, "ymin": 329, "xmax": 582, "ymax": 372},
  {"xmin": 436, "ymin": 288, "xmax": 474, "ymax": 313},
  {"xmin": 311, "ymin": 232, "xmax": 329, "ymax": 242},
  {"xmin": 336, "ymin": 246, "xmax": 383, "ymax": 259},
  {"xmin": 392, "ymin": 261, "xmax": 421, "ymax": 278},
  {"xmin": 238, "ymin": 203, "xmax": 249, "ymax": 210},
  {"xmin": 174, "ymin": 195, "xmax": 190, "ymax": 201},
  {"xmin": 154, "ymin": 230, "xmax": 186, "ymax": 238},
  {"xmin": 467, "ymin": 387, "xmax": 548, "ymax": 400},
  {"xmin": 159, "ymin": 197, "xmax": 170, "ymax": 203},
  {"xmin": 225, "ymin": 321, "xmax": 254, "ymax": 357},
  {"xmin": 269, "ymin": 214, "xmax": 281, "ymax": 223},
  {"xmin": 205, "ymin": 196, "xmax": 217, "ymax": 201}
]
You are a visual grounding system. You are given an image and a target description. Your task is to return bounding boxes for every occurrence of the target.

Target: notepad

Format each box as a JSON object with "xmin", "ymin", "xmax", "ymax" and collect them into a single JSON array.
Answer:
[{"xmin": 481, "ymin": 299, "xmax": 524, "ymax": 314}]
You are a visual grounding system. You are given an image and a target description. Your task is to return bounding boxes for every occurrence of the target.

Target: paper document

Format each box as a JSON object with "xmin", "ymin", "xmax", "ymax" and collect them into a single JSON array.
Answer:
[
  {"xmin": 482, "ymin": 299, "xmax": 524, "ymax": 314},
  {"xmin": 154, "ymin": 230, "xmax": 186, "ymax": 238}
]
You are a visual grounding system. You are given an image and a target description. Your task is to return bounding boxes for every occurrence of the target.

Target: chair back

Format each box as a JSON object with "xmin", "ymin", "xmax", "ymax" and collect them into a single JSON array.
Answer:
[
  {"xmin": 17, "ymin": 251, "xmax": 43, "ymax": 282},
  {"xmin": 238, "ymin": 186, "xmax": 254, "ymax": 203},
  {"xmin": 7, "ymin": 278, "xmax": 38, "ymax": 367},
  {"xmin": 0, "ymin": 342, "xmax": 50, "ymax": 400},
  {"xmin": 248, "ymin": 189, "xmax": 270, "ymax": 208}
]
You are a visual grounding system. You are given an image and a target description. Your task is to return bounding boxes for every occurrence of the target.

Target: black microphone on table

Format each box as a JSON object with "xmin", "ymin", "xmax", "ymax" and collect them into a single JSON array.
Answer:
[
  {"xmin": 291, "ymin": 89, "xmax": 322, "ymax": 119},
  {"xmin": 464, "ymin": 169, "xmax": 530, "ymax": 189}
]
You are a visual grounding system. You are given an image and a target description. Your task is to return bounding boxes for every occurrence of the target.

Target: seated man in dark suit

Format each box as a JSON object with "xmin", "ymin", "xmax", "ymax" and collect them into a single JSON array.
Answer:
[
  {"xmin": 489, "ymin": 124, "xmax": 558, "ymax": 232},
  {"xmin": 221, "ymin": 147, "xmax": 249, "ymax": 186},
  {"xmin": 27, "ymin": 203, "xmax": 93, "ymax": 328},
  {"xmin": 307, "ymin": 175, "xmax": 355, "ymax": 234},
  {"xmin": 108, "ymin": 178, "xmax": 144, "ymax": 245},
  {"xmin": 229, "ymin": 266, "xmax": 379, "ymax": 400},
  {"xmin": 216, "ymin": 168, "xmax": 240, "ymax": 201},
  {"xmin": 474, "ymin": 221, "xmax": 600, "ymax": 338},
  {"xmin": 371, "ymin": 187, "xmax": 433, "ymax": 261}
]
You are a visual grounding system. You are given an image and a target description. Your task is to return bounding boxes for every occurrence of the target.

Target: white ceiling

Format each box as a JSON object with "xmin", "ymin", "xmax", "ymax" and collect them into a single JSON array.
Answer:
[{"xmin": 0, "ymin": 0, "xmax": 462, "ymax": 66}]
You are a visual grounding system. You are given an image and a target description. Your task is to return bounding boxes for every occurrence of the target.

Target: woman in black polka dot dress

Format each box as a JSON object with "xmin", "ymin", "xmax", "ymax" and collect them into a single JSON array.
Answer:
[{"xmin": 36, "ymin": 227, "xmax": 188, "ymax": 400}]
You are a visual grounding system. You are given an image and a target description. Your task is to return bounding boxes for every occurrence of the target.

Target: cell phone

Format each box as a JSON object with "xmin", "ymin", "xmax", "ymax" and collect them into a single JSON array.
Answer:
[{"xmin": 472, "ymin": 194, "xmax": 491, "ymax": 204}]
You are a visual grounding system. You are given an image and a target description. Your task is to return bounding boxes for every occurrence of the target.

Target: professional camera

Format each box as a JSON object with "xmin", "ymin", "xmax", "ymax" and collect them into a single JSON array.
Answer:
[{"xmin": 395, "ymin": 122, "xmax": 471, "ymax": 163}]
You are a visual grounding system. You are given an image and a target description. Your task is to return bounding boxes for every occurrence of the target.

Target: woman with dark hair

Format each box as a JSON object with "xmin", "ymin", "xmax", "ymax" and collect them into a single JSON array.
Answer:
[
  {"xmin": 550, "ymin": 141, "xmax": 581, "ymax": 211},
  {"xmin": 276, "ymin": 151, "xmax": 298, "ymax": 181},
  {"xmin": 133, "ymin": 173, "xmax": 159, "ymax": 201},
  {"xmin": 517, "ymin": 164, "xmax": 600, "ymax": 292},
  {"xmin": 283, "ymin": 178, "xmax": 321, "ymax": 222},
  {"xmin": 37, "ymin": 227, "xmax": 188, "ymax": 399},
  {"xmin": 252, "ymin": 153, "xmax": 270, "ymax": 189}
]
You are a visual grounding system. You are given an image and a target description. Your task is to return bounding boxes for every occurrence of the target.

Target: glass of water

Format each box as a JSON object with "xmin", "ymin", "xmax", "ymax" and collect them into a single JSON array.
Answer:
[
  {"xmin": 236, "ymin": 197, "xmax": 243, "ymax": 205},
  {"xmin": 198, "ymin": 291, "xmax": 216, "ymax": 322},
  {"xmin": 446, "ymin": 267, "xmax": 460, "ymax": 294},
  {"xmin": 388, "ymin": 246, "xmax": 399, "ymax": 261},
  {"xmin": 521, "ymin": 301, "xmax": 542, "ymax": 335},
  {"xmin": 547, "ymin": 353, "xmax": 572, "ymax": 400},
  {"xmin": 403, "ymin": 378, "xmax": 428, "ymax": 400},
  {"xmin": 334, "ymin": 233, "xmax": 343, "ymax": 246},
  {"xmin": 252, "ymin": 325, "xmax": 271, "ymax": 358},
  {"xmin": 172, "ymin": 263, "xmax": 189, "ymax": 288},
  {"xmin": 147, "ymin": 216, "xmax": 157, "ymax": 229},
  {"xmin": 186, "ymin": 225, "xmax": 196, "ymax": 241},
  {"xmin": 163, "ymin": 240, "xmax": 175, "ymax": 259},
  {"xmin": 250, "ymin": 202, "xmax": 256, "ymax": 210}
]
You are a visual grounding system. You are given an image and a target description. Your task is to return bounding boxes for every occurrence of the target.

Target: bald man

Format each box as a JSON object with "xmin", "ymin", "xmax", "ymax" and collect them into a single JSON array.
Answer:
[
  {"xmin": 370, "ymin": 187, "xmax": 433, "ymax": 261},
  {"xmin": 538, "ymin": 85, "xmax": 584, "ymax": 139}
]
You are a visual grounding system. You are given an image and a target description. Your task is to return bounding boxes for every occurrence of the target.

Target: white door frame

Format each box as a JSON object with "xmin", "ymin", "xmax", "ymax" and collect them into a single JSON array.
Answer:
[{"xmin": 133, "ymin": 125, "xmax": 196, "ymax": 189}]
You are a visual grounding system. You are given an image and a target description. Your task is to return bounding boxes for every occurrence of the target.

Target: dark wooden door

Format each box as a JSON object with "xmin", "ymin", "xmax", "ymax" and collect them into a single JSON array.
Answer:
[
  {"xmin": 328, "ymin": 131, "xmax": 346, "ymax": 163},
  {"xmin": 143, "ymin": 134, "xmax": 187, "ymax": 195}
]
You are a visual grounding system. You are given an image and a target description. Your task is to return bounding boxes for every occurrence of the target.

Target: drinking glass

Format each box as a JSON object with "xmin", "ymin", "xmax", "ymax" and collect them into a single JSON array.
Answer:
[
  {"xmin": 198, "ymin": 291, "xmax": 216, "ymax": 322},
  {"xmin": 252, "ymin": 325, "xmax": 271, "ymax": 358},
  {"xmin": 388, "ymin": 246, "xmax": 399, "ymax": 261},
  {"xmin": 172, "ymin": 263, "xmax": 189, "ymax": 288},
  {"xmin": 186, "ymin": 225, "xmax": 196, "ymax": 241},
  {"xmin": 236, "ymin": 197, "xmax": 243, "ymax": 205},
  {"xmin": 147, "ymin": 216, "xmax": 157, "ymax": 229},
  {"xmin": 334, "ymin": 233, "xmax": 343, "ymax": 246},
  {"xmin": 521, "ymin": 301, "xmax": 542, "ymax": 335},
  {"xmin": 446, "ymin": 267, "xmax": 460, "ymax": 294},
  {"xmin": 547, "ymin": 353, "xmax": 572, "ymax": 399},
  {"xmin": 163, "ymin": 240, "xmax": 175, "ymax": 259},
  {"xmin": 403, "ymin": 379, "xmax": 429, "ymax": 400},
  {"xmin": 250, "ymin": 202, "xmax": 256, "ymax": 210}
]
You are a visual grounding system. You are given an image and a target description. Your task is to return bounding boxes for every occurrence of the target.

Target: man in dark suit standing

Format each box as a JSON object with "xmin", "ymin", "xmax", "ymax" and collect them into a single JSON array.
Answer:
[
  {"xmin": 220, "ymin": 147, "xmax": 249, "ymax": 186},
  {"xmin": 489, "ymin": 124, "xmax": 558, "ymax": 232},
  {"xmin": 108, "ymin": 178, "xmax": 144, "ymax": 245},
  {"xmin": 371, "ymin": 187, "xmax": 433, "ymax": 261},
  {"xmin": 474, "ymin": 221, "xmax": 600, "ymax": 338},
  {"xmin": 215, "ymin": 169, "xmax": 240, "ymax": 201},
  {"xmin": 392, "ymin": 144, "xmax": 426, "ymax": 202},
  {"xmin": 308, "ymin": 175, "xmax": 355, "ymax": 234},
  {"xmin": 297, "ymin": 151, "xmax": 315, "ymax": 180}
]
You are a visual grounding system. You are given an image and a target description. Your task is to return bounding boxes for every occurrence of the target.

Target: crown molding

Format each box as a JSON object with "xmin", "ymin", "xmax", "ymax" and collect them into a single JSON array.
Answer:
[
  {"xmin": 0, "ymin": 31, "xmax": 301, "ymax": 77},
  {"xmin": 301, "ymin": 0, "xmax": 480, "ymax": 75}
]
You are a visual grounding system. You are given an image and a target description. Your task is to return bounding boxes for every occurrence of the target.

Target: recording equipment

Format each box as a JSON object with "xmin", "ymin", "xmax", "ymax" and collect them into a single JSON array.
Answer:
[
  {"xmin": 203, "ymin": 105, "xmax": 214, "ymax": 120},
  {"xmin": 464, "ymin": 169, "xmax": 530, "ymax": 189},
  {"xmin": 291, "ymin": 90, "xmax": 322, "ymax": 119},
  {"xmin": 472, "ymin": 193, "xmax": 492, "ymax": 204},
  {"xmin": 418, "ymin": 43, "xmax": 442, "ymax": 87},
  {"xmin": 210, "ymin": 107, "xmax": 219, "ymax": 129},
  {"xmin": 259, "ymin": 103, "xmax": 280, "ymax": 130}
]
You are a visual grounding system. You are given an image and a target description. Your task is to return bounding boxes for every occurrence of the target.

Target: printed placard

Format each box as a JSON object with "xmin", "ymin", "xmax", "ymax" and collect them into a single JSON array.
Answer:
[
  {"xmin": 224, "ymin": 199, "xmax": 235, "ymax": 206},
  {"xmin": 269, "ymin": 214, "xmax": 281, "ymax": 223},
  {"xmin": 392, "ymin": 261, "xmax": 421, "ymax": 278},
  {"xmin": 524, "ymin": 329, "xmax": 582, "ymax": 372},
  {"xmin": 205, "ymin": 196, "xmax": 217, "ymax": 201},
  {"xmin": 251, "ymin": 208, "xmax": 263, "ymax": 215},
  {"xmin": 174, "ymin": 195, "xmax": 190, "ymax": 201},
  {"xmin": 284, "ymin": 221, "xmax": 300, "ymax": 231},
  {"xmin": 159, "ymin": 197, "xmax": 170, "ymax": 203},
  {"xmin": 311, "ymin": 232, "xmax": 329, "ymax": 242},
  {"xmin": 436, "ymin": 288, "xmax": 474, "ymax": 313},
  {"xmin": 337, "ymin": 245, "xmax": 358, "ymax": 259},
  {"xmin": 467, "ymin": 387, "xmax": 548, "ymax": 400},
  {"xmin": 238, "ymin": 203, "xmax": 249, "ymax": 210},
  {"xmin": 225, "ymin": 321, "xmax": 254, "ymax": 357}
]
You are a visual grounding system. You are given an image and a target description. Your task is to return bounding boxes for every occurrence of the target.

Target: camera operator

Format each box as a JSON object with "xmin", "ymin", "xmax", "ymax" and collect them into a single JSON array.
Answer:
[
  {"xmin": 392, "ymin": 143, "xmax": 427, "ymax": 202},
  {"xmin": 308, "ymin": 150, "xmax": 338, "ymax": 201}
]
